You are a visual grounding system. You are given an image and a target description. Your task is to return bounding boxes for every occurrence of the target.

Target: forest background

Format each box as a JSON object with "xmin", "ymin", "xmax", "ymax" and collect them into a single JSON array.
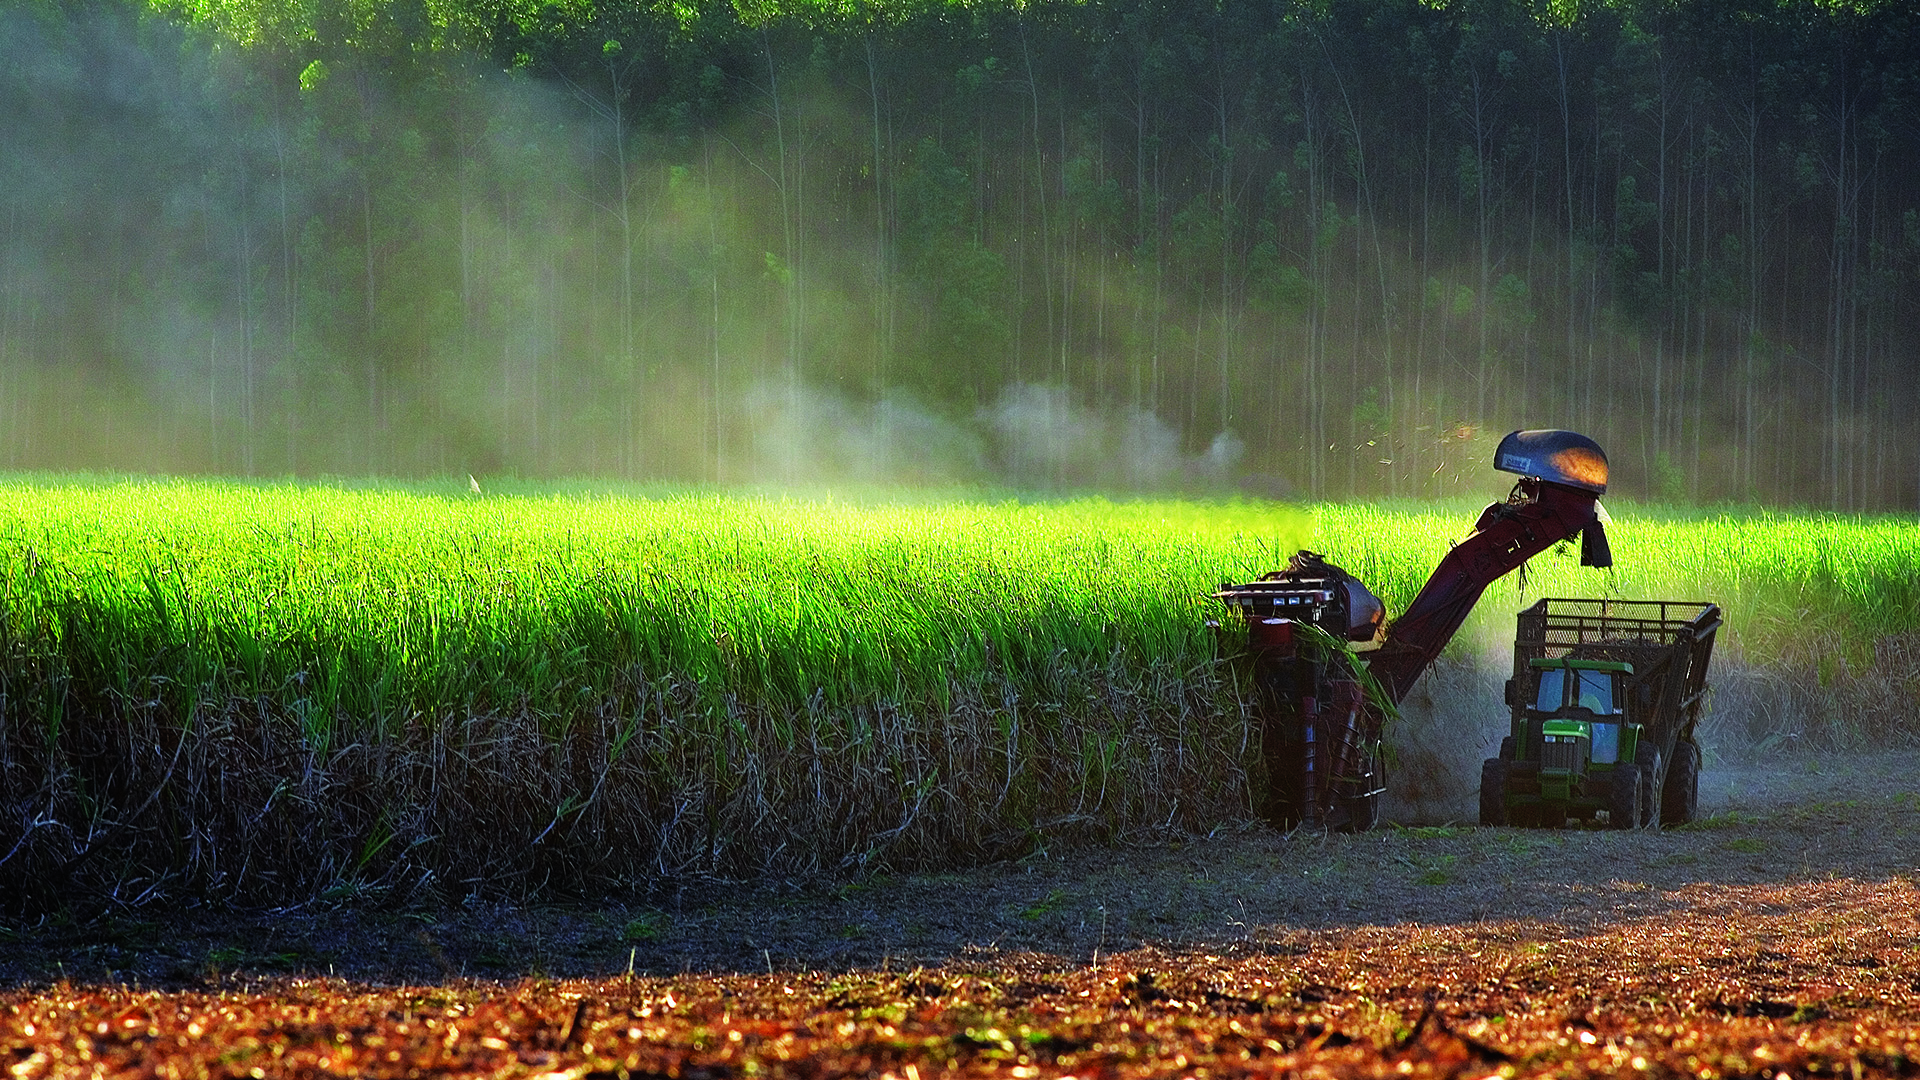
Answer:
[{"xmin": 2, "ymin": 0, "xmax": 1916, "ymax": 508}]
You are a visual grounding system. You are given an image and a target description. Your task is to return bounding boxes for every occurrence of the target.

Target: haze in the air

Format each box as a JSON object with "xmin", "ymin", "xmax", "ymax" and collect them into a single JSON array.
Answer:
[{"xmin": 0, "ymin": 0, "xmax": 1915, "ymax": 508}]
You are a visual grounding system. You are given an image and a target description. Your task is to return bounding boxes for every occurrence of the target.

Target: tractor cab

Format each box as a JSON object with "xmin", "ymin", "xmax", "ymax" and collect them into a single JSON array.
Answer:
[
  {"xmin": 1496, "ymin": 656, "xmax": 1642, "ymax": 824},
  {"xmin": 1530, "ymin": 657, "xmax": 1636, "ymax": 769}
]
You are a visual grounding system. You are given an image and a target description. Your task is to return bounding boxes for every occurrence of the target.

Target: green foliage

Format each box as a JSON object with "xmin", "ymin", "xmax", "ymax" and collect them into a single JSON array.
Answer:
[
  {"xmin": 7, "ymin": 475, "xmax": 1912, "ymax": 732},
  {"xmin": 2, "ymin": 475, "xmax": 1915, "ymax": 904},
  {"xmin": 894, "ymin": 138, "xmax": 1010, "ymax": 399},
  {"xmin": 1651, "ymin": 452, "xmax": 1686, "ymax": 503},
  {"xmin": 0, "ymin": 478, "xmax": 1312, "ymax": 900},
  {"xmin": 0, "ymin": 479, "xmax": 1315, "ymax": 721},
  {"xmin": 1492, "ymin": 273, "xmax": 1533, "ymax": 328}
]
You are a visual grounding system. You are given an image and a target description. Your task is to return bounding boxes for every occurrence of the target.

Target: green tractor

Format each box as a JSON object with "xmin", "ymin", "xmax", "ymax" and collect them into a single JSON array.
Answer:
[{"xmin": 1481, "ymin": 598, "xmax": 1721, "ymax": 829}]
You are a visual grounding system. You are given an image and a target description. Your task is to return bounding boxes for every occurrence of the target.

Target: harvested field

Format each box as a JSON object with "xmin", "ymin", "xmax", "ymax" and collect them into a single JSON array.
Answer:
[{"xmin": 5, "ymin": 753, "xmax": 1918, "ymax": 1077}]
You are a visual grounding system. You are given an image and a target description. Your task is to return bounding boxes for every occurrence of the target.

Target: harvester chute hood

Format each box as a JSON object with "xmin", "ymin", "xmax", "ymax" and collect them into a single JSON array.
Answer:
[{"xmin": 1494, "ymin": 429, "xmax": 1609, "ymax": 494}]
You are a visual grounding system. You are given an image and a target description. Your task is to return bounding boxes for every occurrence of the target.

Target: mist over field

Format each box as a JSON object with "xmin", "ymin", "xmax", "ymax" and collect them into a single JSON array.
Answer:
[{"xmin": 0, "ymin": 0, "xmax": 1916, "ymax": 506}]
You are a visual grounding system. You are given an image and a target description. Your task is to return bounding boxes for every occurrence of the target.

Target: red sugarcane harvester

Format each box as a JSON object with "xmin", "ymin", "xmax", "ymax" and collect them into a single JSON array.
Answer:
[{"xmin": 1212, "ymin": 429, "xmax": 1630, "ymax": 830}]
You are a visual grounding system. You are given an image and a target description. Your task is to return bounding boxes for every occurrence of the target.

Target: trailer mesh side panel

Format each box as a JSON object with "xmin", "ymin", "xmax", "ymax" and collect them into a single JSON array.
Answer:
[
  {"xmin": 1521, "ymin": 598, "xmax": 1716, "ymax": 652},
  {"xmin": 1512, "ymin": 597, "xmax": 1723, "ymax": 763}
]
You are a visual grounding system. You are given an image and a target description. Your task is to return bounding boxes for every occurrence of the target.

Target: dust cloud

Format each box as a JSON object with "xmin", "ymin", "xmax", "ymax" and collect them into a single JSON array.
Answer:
[{"xmin": 0, "ymin": 5, "xmax": 1264, "ymax": 494}]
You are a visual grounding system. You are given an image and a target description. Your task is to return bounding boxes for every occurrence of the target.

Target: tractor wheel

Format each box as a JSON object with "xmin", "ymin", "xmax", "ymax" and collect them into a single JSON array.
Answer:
[
  {"xmin": 1661, "ymin": 739, "xmax": 1702, "ymax": 826},
  {"xmin": 1479, "ymin": 758, "xmax": 1510, "ymax": 827},
  {"xmin": 1633, "ymin": 742, "xmax": 1663, "ymax": 829},
  {"xmin": 1608, "ymin": 762, "xmax": 1643, "ymax": 830}
]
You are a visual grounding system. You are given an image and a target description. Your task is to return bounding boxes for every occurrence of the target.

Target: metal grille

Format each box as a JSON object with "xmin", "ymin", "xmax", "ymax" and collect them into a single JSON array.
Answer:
[
  {"xmin": 1518, "ymin": 598, "xmax": 1717, "ymax": 654},
  {"xmin": 1541, "ymin": 736, "xmax": 1586, "ymax": 774}
]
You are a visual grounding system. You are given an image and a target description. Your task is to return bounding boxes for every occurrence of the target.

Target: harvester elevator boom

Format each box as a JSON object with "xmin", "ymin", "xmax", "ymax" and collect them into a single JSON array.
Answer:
[{"xmin": 1369, "ymin": 470, "xmax": 1609, "ymax": 706}]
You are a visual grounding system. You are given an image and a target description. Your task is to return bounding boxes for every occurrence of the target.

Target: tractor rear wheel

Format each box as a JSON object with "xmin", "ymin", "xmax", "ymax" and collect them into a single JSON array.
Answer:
[
  {"xmin": 1634, "ymin": 743, "xmax": 1663, "ymax": 828},
  {"xmin": 1607, "ymin": 763, "xmax": 1643, "ymax": 829},
  {"xmin": 1479, "ymin": 758, "xmax": 1510, "ymax": 826},
  {"xmin": 1661, "ymin": 738, "xmax": 1702, "ymax": 826}
]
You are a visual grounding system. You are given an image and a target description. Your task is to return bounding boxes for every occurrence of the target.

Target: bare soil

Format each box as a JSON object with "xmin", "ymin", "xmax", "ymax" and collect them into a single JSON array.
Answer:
[
  {"xmin": 0, "ymin": 751, "xmax": 1915, "ymax": 1079},
  {"xmin": 5, "ymin": 750, "xmax": 1919, "ymax": 1079}
]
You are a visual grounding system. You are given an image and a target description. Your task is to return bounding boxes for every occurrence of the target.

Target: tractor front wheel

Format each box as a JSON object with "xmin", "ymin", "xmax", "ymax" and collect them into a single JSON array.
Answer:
[
  {"xmin": 1339, "ymin": 790, "xmax": 1380, "ymax": 833},
  {"xmin": 1608, "ymin": 762, "xmax": 1643, "ymax": 829},
  {"xmin": 1661, "ymin": 739, "xmax": 1702, "ymax": 826},
  {"xmin": 1479, "ymin": 758, "xmax": 1510, "ymax": 826}
]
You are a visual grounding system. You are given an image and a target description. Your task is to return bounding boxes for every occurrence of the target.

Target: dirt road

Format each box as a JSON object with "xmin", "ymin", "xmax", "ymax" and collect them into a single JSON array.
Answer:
[{"xmin": 6, "ymin": 751, "xmax": 1917, "ymax": 1080}]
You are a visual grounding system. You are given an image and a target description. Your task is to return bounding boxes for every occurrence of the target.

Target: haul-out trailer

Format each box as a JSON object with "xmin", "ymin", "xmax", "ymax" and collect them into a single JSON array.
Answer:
[
  {"xmin": 1482, "ymin": 597, "xmax": 1719, "ymax": 828},
  {"xmin": 1212, "ymin": 429, "xmax": 1622, "ymax": 830}
]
